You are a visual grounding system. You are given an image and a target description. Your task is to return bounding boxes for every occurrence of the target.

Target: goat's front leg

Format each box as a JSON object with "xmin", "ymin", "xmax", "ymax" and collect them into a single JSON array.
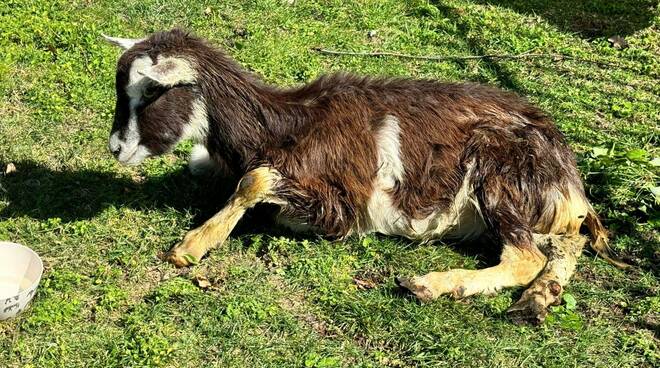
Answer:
[{"xmin": 167, "ymin": 167, "xmax": 282, "ymax": 267}]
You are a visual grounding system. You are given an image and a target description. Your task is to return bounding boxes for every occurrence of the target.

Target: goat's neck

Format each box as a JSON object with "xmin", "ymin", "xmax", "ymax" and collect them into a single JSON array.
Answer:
[{"xmin": 198, "ymin": 62, "xmax": 302, "ymax": 174}]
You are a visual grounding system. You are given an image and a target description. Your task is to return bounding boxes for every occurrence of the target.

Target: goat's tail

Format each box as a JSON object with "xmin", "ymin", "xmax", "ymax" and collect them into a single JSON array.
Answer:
[{"xmin": 584, "ymin": 206, "xmax": 629, "ymax": 269}]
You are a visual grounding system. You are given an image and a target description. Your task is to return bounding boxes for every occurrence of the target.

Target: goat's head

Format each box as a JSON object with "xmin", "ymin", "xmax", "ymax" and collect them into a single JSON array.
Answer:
[{"xmin": 103, "ymin": 29, "xmax": 208, "ymax": 165}]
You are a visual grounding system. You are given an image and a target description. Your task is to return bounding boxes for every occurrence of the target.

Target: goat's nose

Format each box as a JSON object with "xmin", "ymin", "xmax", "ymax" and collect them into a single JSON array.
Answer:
[{"xmin": 110, "ymin": 146, "xmax": 121, "ymax": 158}]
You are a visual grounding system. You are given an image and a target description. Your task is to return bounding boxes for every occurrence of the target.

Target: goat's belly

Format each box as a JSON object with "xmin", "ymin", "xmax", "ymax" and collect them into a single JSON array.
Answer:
[
  {"xmin": 274, "ymin": 213, "xmax": 318, "ymax": 234},
  {"xmin": 359, "ymin": 184, "xmax": 487, "ymax": 242},
  {"xmin": 272, "ymin": 190, "xmax": 486, "ymax": 241}
]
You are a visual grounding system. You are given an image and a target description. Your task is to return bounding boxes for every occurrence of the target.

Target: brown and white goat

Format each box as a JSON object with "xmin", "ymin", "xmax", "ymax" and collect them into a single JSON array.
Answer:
[{"xmin": 103, "ymin": 29, "xmax": 624, "ymax": 323}]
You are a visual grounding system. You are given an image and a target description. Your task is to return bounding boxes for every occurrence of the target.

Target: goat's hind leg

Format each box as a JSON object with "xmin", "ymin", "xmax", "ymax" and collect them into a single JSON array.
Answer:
[
  {"xmin": 167, "ymin": 167, "xmax": 283, "ymax": 267},
  {"xmin": 507, "ymin": 233, "xmax": 587, "ymax": 324},
  {"xmin": 397, "ymin": 243, "xmax": 546, "ymax": 302}
]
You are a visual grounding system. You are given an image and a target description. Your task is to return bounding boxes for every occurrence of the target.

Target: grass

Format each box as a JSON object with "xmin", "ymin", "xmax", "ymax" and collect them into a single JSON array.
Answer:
[{"xmin": 0, "ymin": 0, "xmax": 658, "ymax": 366}]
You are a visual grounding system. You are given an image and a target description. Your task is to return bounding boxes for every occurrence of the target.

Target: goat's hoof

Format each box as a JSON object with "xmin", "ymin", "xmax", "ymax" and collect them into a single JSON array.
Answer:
[
  {"xmin": 506, "ymin": 299, "xmax": 548, "ymax": 325},
  {"xmin": 395, "ymin": 276, "xmax": 435, "ymax": 303},
  {"xmin": 166, "ymin": 250, "xmax": 199, "ymax": 268}
]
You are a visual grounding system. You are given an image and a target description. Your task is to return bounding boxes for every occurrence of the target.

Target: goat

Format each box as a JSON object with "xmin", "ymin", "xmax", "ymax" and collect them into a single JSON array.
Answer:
[{"xmin": 102, "ymin": 29, "xmax": 625, "ymax": 324}]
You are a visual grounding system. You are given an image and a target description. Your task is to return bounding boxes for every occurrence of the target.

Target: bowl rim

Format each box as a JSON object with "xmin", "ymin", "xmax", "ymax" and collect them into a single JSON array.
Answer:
[{"xmin": 0, "ymin": 241, "xmax": 44, "ymax": 298}]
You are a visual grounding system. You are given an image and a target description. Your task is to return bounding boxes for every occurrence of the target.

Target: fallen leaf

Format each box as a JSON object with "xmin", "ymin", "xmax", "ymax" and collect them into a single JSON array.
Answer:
[
  {"xmin": 607, "ymin": 35, "xmax": 628, "ymax": 49},
  {"xmin": 194, "ymin": 275, "xmax": 212, "ymax": 289},
  {"xmin": 4, "ymin": 163, "xmax": 16, "ymax": 175},
  {"xmin": 204, "ymin": 7, "xmax": 212, "ymax": 15}
]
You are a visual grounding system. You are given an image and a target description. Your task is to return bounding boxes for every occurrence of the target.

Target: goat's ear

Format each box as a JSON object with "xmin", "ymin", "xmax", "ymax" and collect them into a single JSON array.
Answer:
[
  {"xmin": 137, "ymin": 57, "xmax": 197, "ymax": 87},
  {"xmin": 101, "ymin": 33, "xmax": 144, "ymax": 50}
]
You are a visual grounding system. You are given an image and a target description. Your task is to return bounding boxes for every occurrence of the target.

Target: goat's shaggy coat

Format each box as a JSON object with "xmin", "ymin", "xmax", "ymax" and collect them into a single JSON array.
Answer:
[{"xmin": 105, "ymin": 29, "xmax": 622, "ymax": 324}]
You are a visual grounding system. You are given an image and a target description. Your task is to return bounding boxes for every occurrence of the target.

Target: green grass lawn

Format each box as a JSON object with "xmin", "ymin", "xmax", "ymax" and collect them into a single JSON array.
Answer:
[{"xmin": 1, "ymin": 0, "xmax": 658, "ymax": 366}]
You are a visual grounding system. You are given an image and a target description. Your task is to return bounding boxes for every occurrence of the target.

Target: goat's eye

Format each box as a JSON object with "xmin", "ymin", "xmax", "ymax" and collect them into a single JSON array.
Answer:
[{"xmin": 143, "ymin": 86, "xmax": 159, "ymax": 100}]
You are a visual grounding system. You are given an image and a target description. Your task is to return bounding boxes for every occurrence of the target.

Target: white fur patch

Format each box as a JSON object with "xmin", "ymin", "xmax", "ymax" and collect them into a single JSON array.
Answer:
[
  {"xmin": 188, "ymin": 144, "xmax": 213, "ymax": 175},
  {"xmin": 185, "ymin": 99, "xmax": 210, "ymax": 175},
  {"xmin": 374, "ymin": 115, "xmax": 405, "ymax": 185},
  {"xmin": 126, "ymin": 56, "xmax": 154, "ymax": 99},
  {"xmin": 182, "ymin": 98, "xmax": 208, "ymax": 142},
  {"xmin": 362, "ymin": 115, "xmax": 409, "ymax": 235},
  {"xmin": 109, "ymin": 97, "xmax": 149, "ymax": 165},
  {"xmin": 359, "ymin": 116, "xmax": 485, "ymax": 241}
]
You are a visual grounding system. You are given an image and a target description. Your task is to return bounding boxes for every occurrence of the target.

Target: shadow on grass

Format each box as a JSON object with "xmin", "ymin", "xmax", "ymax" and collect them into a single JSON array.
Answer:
[
  {"xmin": 0, "ymin": 161, "xmax": 325, "ymax": 239},
  {"xmin": 428, "ymin": 1, "xmax": 521, "ymax": 90},
  {"xmin": 469, "ymin": 0, "xmax": 657, "ymax": 38},
  {"xmin": 0, "ymin": 160, "xmax": 244, "ymax": 227}
]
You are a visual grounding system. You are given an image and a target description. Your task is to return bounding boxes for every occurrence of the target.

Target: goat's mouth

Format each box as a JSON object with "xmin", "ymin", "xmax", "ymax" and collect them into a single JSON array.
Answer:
[{"xmin": 116, "ymin": 144, "xmax": 151, "ymax": 166}]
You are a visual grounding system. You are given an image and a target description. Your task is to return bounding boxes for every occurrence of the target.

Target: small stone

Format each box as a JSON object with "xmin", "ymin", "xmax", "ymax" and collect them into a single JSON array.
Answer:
[
  {"xmin": 367, "ymin": 30, "xmax": 378, "ymax": 38},
  {"xmin": 194, "ymin": 275, "xmax": 212, "ymax": 289},
  {"xmin": 204, "ymin": 7, "xmax": 212, "ymax": 15},
  {"xmin": 4, "ymin": 163, "xmax": 16, "ymax": 175}
]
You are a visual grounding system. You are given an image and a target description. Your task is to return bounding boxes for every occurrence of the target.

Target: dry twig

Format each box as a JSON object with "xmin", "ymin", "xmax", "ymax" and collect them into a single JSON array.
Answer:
[{"xmin": 312, "ymin": 47, "xmax": 625, "ymax": 69}]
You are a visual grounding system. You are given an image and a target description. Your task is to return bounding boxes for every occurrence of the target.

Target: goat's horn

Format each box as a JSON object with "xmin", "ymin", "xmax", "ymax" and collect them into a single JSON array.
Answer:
[{"xmin": 101, "ymin": 33, "xmax": 145, "ymax": 50}]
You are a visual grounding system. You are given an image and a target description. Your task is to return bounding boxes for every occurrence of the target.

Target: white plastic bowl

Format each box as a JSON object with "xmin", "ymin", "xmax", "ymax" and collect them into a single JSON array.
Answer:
[{"xmin": 0, "ymin": 242, "xmax": 44, "ymax": 320}]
